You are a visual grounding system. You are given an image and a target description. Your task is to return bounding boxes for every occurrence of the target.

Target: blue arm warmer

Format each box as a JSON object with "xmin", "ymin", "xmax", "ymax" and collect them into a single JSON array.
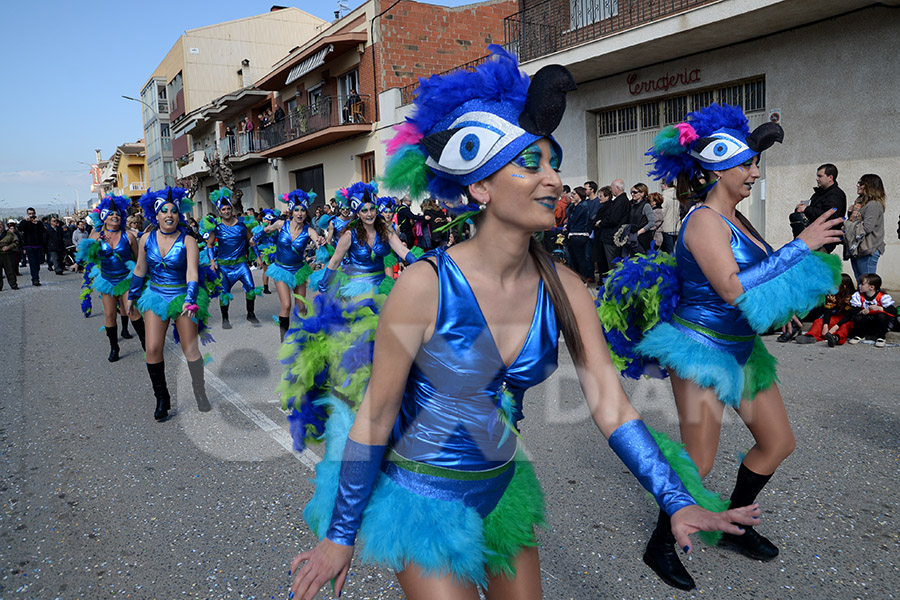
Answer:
[
  {"xmin": 403, "ymin": 251, "xmax": 418, "ymax": 264},
  {"xmin": 185, "ymin": 281, "xmax": 199, "ymax": 305},
  {"xmin": 608, "ymin": 419, "xmax": 696, "ymax": 516},
  {"xmin": 326, "ymin": 438, "xmax": 387, "ymax": 546},
  {"xmin": 128, "ymin": 274, "xmax": 145, "ymax": 301},
  {"xmin": 736, "ymin": 238, "xmax": 808, "ymax": 292},
  {"xmin": 206, "ymin": 243, "xmax": 216, "ymax": 264},
  {"xmin": 318, "ymin": 267, "xmax": 336, "ymax": 293},
  {"xmin": 735, "ymin": 238, "xmax": 841, "ymax": 332}
]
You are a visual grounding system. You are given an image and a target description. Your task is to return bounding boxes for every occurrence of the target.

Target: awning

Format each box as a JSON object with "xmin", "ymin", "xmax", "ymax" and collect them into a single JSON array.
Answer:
[{"xmin": 285, "ymin": 45, "xmax": 333, "ymax": 85}]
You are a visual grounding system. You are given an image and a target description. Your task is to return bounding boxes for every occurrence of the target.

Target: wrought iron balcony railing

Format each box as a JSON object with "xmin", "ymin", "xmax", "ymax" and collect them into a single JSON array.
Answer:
[
  {"xmin": 399, "ymin": 54, "xmax": 492, "ymax": 106},
  {"xmin": 505, "ymin": 0, "xmax": 717, "ymax": 63}
]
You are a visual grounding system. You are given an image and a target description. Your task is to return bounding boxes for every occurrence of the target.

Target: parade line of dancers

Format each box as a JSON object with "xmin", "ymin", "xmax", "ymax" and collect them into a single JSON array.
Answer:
[{"xmin": 75, "ymin": 46, "xmax": 843, "ymax": 598}]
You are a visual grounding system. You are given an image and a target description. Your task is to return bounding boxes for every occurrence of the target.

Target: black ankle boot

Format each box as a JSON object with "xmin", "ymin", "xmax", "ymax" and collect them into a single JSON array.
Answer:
[
  {"xmin": 279, "ymin": 316, "xmax": 290, "ymax": 343},
  {"xmin": 263, "ymin": 283, "xmax": 271, "ymax": 294},
  {"xmin": 246, "ymin": 298, "xmax": 260, "ymax": 324},
  {"xmin": 131, "ymin": 317, "xmax": 146, "ymax": 351},
  {"xmin": 221, "ymin": 304, "xmax": 231, "ymax": 329},
  {"xmin": 106, "ymin": 325, "xmax": 120, "ymax": 362},
  {"xmin": 187, "ymin": 358, "xmax": 211, "ymax": 412},
  {"xmin": 719, "ymin": 463, "xmax": 779, "ymax": 561},
  {"xmin": 147, "ymin": 361, "xmax": 170, "ymax": 421},
  {"xmin": 120, "ymin": 315, "xmax": 133, "ymax": 339},
  {"xmin": 643, "ymin": 510, "xmax": 695, "ymax": 590}
]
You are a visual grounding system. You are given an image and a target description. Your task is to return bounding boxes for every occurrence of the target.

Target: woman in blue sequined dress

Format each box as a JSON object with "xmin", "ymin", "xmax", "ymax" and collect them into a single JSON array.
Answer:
[{"xmin": 286, "ymin": 48, "xmax": 759, "ymax": 600}]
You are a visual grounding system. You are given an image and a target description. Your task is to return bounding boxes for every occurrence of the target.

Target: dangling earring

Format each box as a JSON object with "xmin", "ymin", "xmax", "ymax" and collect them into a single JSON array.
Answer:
[{"xmin": 478, "ymin": 203, "xmax": 487, "ymax": 211}]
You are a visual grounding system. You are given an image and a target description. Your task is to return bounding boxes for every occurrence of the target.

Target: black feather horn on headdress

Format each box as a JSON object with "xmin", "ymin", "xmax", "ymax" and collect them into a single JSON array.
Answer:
[{"xmin": 518, "ymin": 65, "xmax": 576, "ymax": 137}]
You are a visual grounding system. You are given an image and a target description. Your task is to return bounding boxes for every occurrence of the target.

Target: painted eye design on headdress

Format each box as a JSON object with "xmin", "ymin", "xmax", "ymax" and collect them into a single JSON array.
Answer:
[
  {"xmin": 692, "ymin": 133, "xmax": 750, "ymax": 164},
  {"xmin": 422, "ymin": 111, "xmax": 526, "ymax": 175},
  {"xmin": 99, "ymin": 209, "xmax": 110, "ymax": 221},
  {"xmin": 435, "ymin": 125, "xmax": 502, "ymax": 171}
]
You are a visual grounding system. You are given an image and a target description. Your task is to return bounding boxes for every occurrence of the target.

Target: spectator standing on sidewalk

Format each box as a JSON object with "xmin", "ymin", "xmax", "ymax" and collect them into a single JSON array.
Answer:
[
  {"xmin": 659, "ymin": 180, "xmax": 681, "ymax": 254},
  {"xmin": 0, "ymin": 220, "xmax": 19, "ymax": 290},
  {"xmin": 45, "ymin": 217, "xmax": 67, "ymax": 275},
  {"xmin": 790, "ymin": 164, "xmax": 846, "ymax": 253},
  {"xmin": 844, "ymin": 174, "xmax": 886, "ymax": 283},
  {"xmin": 19, "ymin": 208, "xmax": 46, "ymax": 285}
]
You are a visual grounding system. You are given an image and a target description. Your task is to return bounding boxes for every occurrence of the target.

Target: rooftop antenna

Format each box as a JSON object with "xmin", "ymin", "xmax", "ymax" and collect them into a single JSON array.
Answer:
[{"xmin": 335, "ymin": 1, "xmax": 349, "ymax": 19}]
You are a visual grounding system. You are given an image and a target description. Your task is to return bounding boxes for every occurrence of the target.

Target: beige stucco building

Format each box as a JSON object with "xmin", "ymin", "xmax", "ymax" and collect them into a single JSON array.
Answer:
[
  {"xmin": 137, "ymin": 7, "xmax": 329, "ymax": 193},
  {"xmin": 512, "ymin": 0, "xmax": 900, "ymax": 285}
]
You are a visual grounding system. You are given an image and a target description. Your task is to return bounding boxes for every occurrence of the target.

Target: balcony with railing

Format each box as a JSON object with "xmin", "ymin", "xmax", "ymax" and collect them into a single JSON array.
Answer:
[
  {"xmin": 505, "ymin": 0, "xmax": 718, "ymax": 63},
  {"xmin": 260, "ymin": 94, "xmax": 374, "ymax": 158},
  {"xmin": 399, "ymin": 55, "xmax": 492, "ymax": 107}
]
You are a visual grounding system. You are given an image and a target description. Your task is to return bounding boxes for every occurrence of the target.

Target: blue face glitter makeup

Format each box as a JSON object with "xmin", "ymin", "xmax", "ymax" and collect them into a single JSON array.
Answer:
[{"xmin": 511, "ymin": 174, "xmax": 526, "ymax": 179}]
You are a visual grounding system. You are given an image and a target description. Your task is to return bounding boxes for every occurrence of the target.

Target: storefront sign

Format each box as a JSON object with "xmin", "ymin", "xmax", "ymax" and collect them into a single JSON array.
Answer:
[{"xmin": 627, "ymin": 69, "xmax": 701, "ymax": 96}]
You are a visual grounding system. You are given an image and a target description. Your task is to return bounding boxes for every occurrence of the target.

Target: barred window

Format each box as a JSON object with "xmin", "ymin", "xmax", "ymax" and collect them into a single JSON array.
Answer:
[
  {"xmin": 744, "ymin": 80, "xmax": 766, "ymax": 112},
  {"xmin": 618, "ymin": 105, "xmax": 638, "ymax": 132},
  {"xmin": 720, "ymin": 84, "xmax": 743, "ymax": 107},
  {"xmin": 663, "ymin": 96, "xmax": 688, "ymax": 125},
  {"xmin": 640, "ymin": 102, "xmax": 659, "ymax": 129},
  {"xmin": 598, "ymin": 108, "xmax": 617, "ymax": 136},
  {"xmin": 691, "ymin": 89, "xmax": 717, "ymax": 111}
]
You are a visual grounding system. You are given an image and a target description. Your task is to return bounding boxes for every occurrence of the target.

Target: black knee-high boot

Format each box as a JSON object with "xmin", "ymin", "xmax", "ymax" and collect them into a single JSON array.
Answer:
[
  {"xmin": 643, "ymin": 509, "xmax": 695, "ymax": 590},
  {"xmin": 131, "ymin": 317, "xmax": 146, "ymax": 351},
  {"xmin": 106, "ymin": 324, "xmax": 120, "ymax": 362},
  {"xmin": 719, "ymin": 463, "xmax": 779, "ymax": 560},
  {"xmin": 246, "ymin": 298, "xmax": 260, "ymax": 324},
  {"xmin": 221, "ymin": 303, "xmax": 231, "ymax": 329},
  {"xmin": 146, "ymin": 361, "xmax": 170, "ymax": 421},
  {"xmin": 279, "ymin": 316, "xmax": 290, "ymax": 343},
  {"xmin": 120, "ymin": 314, "xmax": 133, "ymax": 339},
  {"xmin": 187, "ymin": 358, "xmax": 211, "ymax": 412}
]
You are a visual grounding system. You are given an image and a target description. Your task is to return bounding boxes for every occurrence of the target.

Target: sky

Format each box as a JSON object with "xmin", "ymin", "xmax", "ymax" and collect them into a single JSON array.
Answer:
[{"xmin": 0, "ymin": 0, "xmax": 470, "ymax": 219}]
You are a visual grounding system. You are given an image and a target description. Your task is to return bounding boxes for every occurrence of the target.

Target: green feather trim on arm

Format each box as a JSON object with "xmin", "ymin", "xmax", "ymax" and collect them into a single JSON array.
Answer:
[{"xmin": 648, "ymin": 427, "xmax": 730, "ymax": 546}]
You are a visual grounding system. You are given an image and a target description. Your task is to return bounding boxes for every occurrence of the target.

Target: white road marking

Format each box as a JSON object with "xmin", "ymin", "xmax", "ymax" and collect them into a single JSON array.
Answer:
[{"xmin": 165, "ymin": 341, "xmax": 321, "ymax": 470}]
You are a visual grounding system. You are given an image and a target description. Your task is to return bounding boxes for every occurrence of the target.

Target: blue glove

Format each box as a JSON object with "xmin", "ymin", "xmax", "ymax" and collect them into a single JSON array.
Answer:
[
  {"xmin": 326, "ymin": 438, "xmax": 387, "ymax": 546},
  {"xmin": 185, "ymin": 281, "xmax": 199, "ymax": 305},
  {"xmin": 128, "ymin": 274, "xmax": 146, "ymax": 301},
  {"xmin": 403, "ymin": 251, "xmax": 418, "ymax": 264},
  {"xmin": 206, "ymin": 244, "xmax": 216, "ymax": 265},
  {"xmin": 608, "ymin": 419, "xmax": 695, "ymax": 516},
  {"xmin": 318, "ymin": 267, "xmax": 336, "ymax": 293}
]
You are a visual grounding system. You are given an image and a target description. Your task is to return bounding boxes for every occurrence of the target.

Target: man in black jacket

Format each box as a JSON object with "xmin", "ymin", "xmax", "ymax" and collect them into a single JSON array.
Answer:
[
  {"xmin": 395, "ymin": 196, "xmax": 425, "ymax": 247},
  {"xmin": 18, "ymin": 207, "xmax": 46, "ymax": 286},
  {"xmin": 791, "ymin": 163, "xmax": 846, "ymax": 253},
  {"xmin": 597, "ymin": 178, "xmax": 630, "ymax": 270},
  {"xmin": 45, "ymin": 216, "xmax": 67, "ymax": 275}
]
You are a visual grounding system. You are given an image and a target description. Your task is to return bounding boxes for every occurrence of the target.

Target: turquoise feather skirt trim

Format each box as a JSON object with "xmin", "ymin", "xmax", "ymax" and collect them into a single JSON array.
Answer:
[
  {"xmin": 89, "ymin": 261, "xmax": 135, "ymax": 297},
  {"xmin": 137, "ymin": 286, "xmax": 210, "ymax": 324},
  {"xmin": 302, "ymin": 399, "xmax": 544, "ymax": 586},
  {"xmin": 636, "ymin": 322, "xmax": 777, "ymax": 408},
  {"xmin": 267, "ymin": 262, "xmax": 312, "ymax": 288}
]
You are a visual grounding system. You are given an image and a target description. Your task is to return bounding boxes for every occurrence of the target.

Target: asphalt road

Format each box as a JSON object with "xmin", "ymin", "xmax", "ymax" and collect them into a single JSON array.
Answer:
[{"xmin": 1, "ymin": 271, "xmax": 898, "ymax": 599}]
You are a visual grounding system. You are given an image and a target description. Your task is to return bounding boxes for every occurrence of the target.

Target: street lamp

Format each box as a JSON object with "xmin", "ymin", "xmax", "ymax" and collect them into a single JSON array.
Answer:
[{"xmin": 122, "ymin": 94, "xmax": 157, "ymax": 115}]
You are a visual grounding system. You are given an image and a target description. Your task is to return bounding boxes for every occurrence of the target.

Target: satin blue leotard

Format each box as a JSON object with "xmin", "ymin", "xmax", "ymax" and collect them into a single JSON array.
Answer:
[
  {"xmin": 97, "ymin": 231, "xmax": 133, "ymax": 287},
  {"xmin": 672, "ymin": 206, "xmax": 773, "ymax": 363},
  {"xmin": 338, "ymin": 229, "xmax": 392, "ymax": 294},
  {"xmin": 145, "ymin": 230, "xmax": 188, "ymax": 302},
  {"xmin": 213, "ymin": 220, "xmax": 255, "ymax": 294},
  {"xmin": 384, "ymin": 248, "xmax": 558, "ymax": 516},
  {"xmin": 273, "ymin": 221, "xmax": 311, "ymax": 271}
]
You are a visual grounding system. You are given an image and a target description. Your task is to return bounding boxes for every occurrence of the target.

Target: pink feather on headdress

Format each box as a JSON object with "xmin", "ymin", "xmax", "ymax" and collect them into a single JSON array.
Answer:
[
  {"xmin": 675, "ymin": 122, "xmax": 699, "ymax": 146},
  {"xmin": 385, "ymin": 122, "xmax": 424, "ymax": 156}
]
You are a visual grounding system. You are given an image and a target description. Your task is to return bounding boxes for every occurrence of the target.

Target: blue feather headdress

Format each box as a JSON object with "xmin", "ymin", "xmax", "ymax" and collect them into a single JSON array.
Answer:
[
  {"xmin": 279, "ymin": 189, "xmax": 316, "ymax": 212},
  {"xmin": 139, "ymin": 187, "xmax": 194, "ymax": 226},
  {"xmin": 95, "ymin": 195, "xmax": 131, "ymax": 224},
  {"xmin": 381, "ymin": 44, "xmax": 575, "ymax": 213},
  {"xmin": 646, "ymin": 103, "xmax": 784, "ymax": 184},
  {"xmin": 209, "ymin": 188, "xmax": 233, "ymax": 211},
  {"xmin": 336, "ymin": 181, "xmax": 378, "ymax": 213},
  {"xmin": 260, "ymin": 208, "xmax": 279, "ymax": 223},
  {"xmin": 376, "ymin": 195, "xmax": 395, "ymax": 214}
]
